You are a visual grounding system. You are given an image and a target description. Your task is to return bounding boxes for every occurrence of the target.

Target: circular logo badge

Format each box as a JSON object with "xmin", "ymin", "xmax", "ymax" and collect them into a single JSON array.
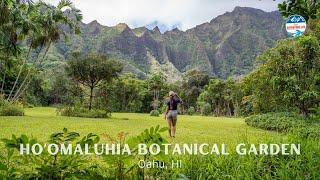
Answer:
[{"xmin": 286, "ymin": 15, "xmax": 307, "ymax": 37}]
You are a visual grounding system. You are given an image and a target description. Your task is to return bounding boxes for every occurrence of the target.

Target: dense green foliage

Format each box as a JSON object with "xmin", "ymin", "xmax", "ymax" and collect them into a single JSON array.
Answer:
[
  {"xmin": 197, "ymin": 78, "xmax": 242, "ymax": 116},
  {"xmin": 0, "ymin": 0, "xmax": 82, "ymax": 103},
  {"xmin": 200, "ymin": 103, "xmax": 212, "ymax": 116},
  {"xmin": 0, "ymin": 104, "xmax": 24, "ymax": 116},
  {"xmin": 0, "ymin": 126, "xmax": 169, "ymax": 179},
  {"xmin": 245, "ymin": 112, "xmax": 305, "ymax": 132},
  {"xmin": 173, "ymin": 136, "xmax": 319, "ymax": 179},
  {"xmin": 246, "ymin": 111, "xmax": 320, "ymax": 138},
  {"xmin": 57, "ymin": 106, "xmax": 109, "ymax": 118},
  {"xmin": 278, "ymin": 0, "xmax": 320, "ymax": 21},
  {"xmin": 0, "ymin": 95, "xmax": 24, "ymax": 116},
  {"xmin": 243, "ymin": 34, "xmax": 320, "ymax": 117},
  {"xmin": 150, "ymin": 110, "xmax": 160, "ymax": 117},
  {"xmin": 66, "ymin": 53, "xmax": 123, "ymax": 110},
  {"xmin": 187, "ymin": 106, "xmax": 196, "ymax": 115},
  {"xmin": 0, "ymin": 121, "xmax": 318, "ymax": 179},
  {"xmin": 178, "ymin": 70, "xmax": 210, "ymax": 111}
]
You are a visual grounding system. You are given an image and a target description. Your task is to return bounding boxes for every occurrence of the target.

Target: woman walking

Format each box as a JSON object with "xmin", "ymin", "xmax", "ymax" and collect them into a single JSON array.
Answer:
[{"xmin": 165, "ymin": 91, "xmax": 182, "ymax": 138}]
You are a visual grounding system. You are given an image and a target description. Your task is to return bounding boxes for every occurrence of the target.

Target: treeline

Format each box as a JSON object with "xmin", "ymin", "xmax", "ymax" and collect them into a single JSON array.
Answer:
[
  {"xmin": 1, "ymin": 0, "xmax": 320, "ymax": 118},
  {"xmin": 2, "ymin": 29, "xmax": 320, "ymax": 118}
]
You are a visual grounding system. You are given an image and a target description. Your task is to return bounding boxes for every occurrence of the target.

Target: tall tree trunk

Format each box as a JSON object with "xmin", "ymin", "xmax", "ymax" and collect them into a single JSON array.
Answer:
[
  {"xmin": 12, "ymin": 42, "xmax": 50, "ymax": 103},
  {"xmin": 1, "ymin": 60, "xmax": 6, "ymax": 95},
  {"xmin": 103, "ymin": 90, "xmax": 109, "ymax": 113},
  {"xmin": 89, "ymin": 86, "xmax": 94, "ymax": 110},
  {"xmin": 1, "ymin": 54, "xmax": 9, "ymax": 96},
  {"xmin": 7, "ymin": 40, "xmax": 33, "ymax": 101},
  {"xmin": 1, "ymin": 72, "xmax": 5, "ymax": 95},
  {"xmin": 227, "ymin": 102, "xmax": 231, "ymax": 116},
  {"xmin": 233, "ymin": 100, "xmax": 239, "ymax": 117}
]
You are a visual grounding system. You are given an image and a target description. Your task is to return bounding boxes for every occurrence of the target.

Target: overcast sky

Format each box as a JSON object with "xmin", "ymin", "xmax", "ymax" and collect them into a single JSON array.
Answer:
[{"xmin": 44, "ymin": 0, "xmax": 284, "ymax": 30}]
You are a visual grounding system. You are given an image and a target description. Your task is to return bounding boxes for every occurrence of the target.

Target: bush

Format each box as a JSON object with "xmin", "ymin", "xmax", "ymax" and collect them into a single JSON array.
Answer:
[
  {"xmin": 310, "ymin": 106, "xmax": 320, "ymax": 121},
  {"xmin": 187, "ymin": 107, "xmax": 195, "ymax": 115},
  {"xmin": 292, "ymin": 124, "xmax": 320, "ymax": 139},
  {"xmin": 246, "ymin": 112, "xmax": 320, "ymax": 139},
  {"xmin": 57, "ymin": 106, "xmax": 109, "ymax": 118},
  {"xmin": 201, "ymin": 103, "xmax": 212, "ymax": 116},
  {"xmin": 0, "ymin": 96, "xmax": 24, "ymax": 116},
  {"xmin": 160, "ymin": 105, "xmax": 167, "ymax": 114},
  {"xmin": 245, "ymin": 112, "xmax": 304, "ymax": 132},
  {"xmin": 0, "ymin": 104, "xmax": 24, "ymax": 116},
  {"xmin": 150, "ymin": 110, "xmax": 160, "ymax": 117}
]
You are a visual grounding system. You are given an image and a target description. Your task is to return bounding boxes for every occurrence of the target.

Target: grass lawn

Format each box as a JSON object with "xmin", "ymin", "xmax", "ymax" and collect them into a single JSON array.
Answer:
[{"xmin": 0, "ymin": 107, "xmax": 286, "ymax": 146}]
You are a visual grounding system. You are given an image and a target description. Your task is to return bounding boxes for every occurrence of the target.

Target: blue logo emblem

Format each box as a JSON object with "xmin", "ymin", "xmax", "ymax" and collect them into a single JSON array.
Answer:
[{"xmin": 286, "ymin": 15, "xmax": 307, "ymax": 37}]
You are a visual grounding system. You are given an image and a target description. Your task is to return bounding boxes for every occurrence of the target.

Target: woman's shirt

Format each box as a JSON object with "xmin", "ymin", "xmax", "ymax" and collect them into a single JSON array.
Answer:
[{"xmin": 167, "ymin": 97, "xmax": 181, "ymax": 110}]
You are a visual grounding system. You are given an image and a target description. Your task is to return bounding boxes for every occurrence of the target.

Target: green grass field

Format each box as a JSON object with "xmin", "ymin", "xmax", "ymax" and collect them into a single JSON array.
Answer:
[
  {"xmin": 1, "ymin": 108, "xmax": 319, "ymax": 179},
  {"xmin": 0, "ymin": 107, "xmax": 285, "ymax": 146}
]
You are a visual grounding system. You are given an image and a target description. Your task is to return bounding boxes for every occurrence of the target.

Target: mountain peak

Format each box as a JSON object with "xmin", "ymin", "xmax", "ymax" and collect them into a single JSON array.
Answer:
[
  {"xmin": 52, "ymin": 7, "xmax": 285, "ymax": 80},
  {"xmin": 116, "ymin": 23, "xmax": 129, "ymax": 32},
  {"xmin": 146, "ymin": 21, "xmax": 181, "ymax": 33},
  {"xmin": 132, "ymin": 27, "xmax": 149, "ymax": 37},
  {"xmin": 152, "ymin": 26, "xmax": 161, "ymax": 34},
  {"xmin": 232, "ymin": 6, "xmax": 266, "ymax": 14},
  {"xmin": 86, "ymin": 20, "xmax": 103, "ymax": 35},
  {"xmin": 172, "ymin": 27, "xmax": 181, "ymax": 32},
  {"xmin": 88, "ymin": 20, "xmax": 101, "ymax": 26}
]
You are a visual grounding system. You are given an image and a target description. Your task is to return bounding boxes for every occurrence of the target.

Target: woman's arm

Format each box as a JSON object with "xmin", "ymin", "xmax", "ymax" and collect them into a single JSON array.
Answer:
[
  {"xmin": 175, "ymin": 94, "xmax": 183, "ymax": 104},
  {"xmin": 164, "ymin": 106, "xmax": 169, "ymax": 119}
]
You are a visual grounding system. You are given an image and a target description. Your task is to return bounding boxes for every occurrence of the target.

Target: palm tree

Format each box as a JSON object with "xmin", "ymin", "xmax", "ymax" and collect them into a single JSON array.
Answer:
[
  {"xmin": 278, "ymin": 0, "xmax": 320, "ymax": 22},
  {"xmin": 4, "ymin": 0, "xmax": 82, "ymax": 102},
  {"xmin": 3, "ymin": 0, "xmax": 37, "ymax": 101}
]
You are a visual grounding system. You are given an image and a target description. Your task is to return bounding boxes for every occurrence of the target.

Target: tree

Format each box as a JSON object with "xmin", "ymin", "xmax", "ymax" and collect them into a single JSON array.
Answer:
[
  {"xmin": 49, "ymin": 72, "xmax": 83, "ymax": 105},
  {"xmin": 224, "ymin": 78, "xmax": 243, "ymax": 117},
  {"xmin": 251, "ymin": 36, "xmax": 320, "ymax": 117},
  {"xmin": 66, "ymin": 54, "xmax": 123, "ymax": 110},
  {"xmin": 278, "ymin": 0, "xmax": 320, "ymax": 22},
  {"xmin": 197, "ymin": 77, "xmax": 244, "ymax": 117},
  {"xmin": 100, "ymin": 74, "xmax": 146, "ymax": 112},
  {"xmin": 147, "ymin": 73, "xmax": 166, "ymax": 110},
  {"xmin": 198, "ymin": 78, "xmax": 225, "ymax": 116},
  {"xmin": 0, "ymin": 0, "xmax": 82, "ymax": 102},
  {"xmin": 180, "ymin": 69, "xmax": 209, "ymax": 111}
]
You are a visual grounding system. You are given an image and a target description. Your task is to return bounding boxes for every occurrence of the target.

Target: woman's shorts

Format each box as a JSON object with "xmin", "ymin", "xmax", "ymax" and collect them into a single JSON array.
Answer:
[{"xmin": 167, "ymin": 110, "xmax": 178, "ymax": 120}]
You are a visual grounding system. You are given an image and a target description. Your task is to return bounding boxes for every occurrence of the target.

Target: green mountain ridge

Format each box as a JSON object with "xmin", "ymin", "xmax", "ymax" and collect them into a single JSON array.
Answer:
[{"xmin": 45, "ymin": 6, "xmax": 286, "ymax": 80}]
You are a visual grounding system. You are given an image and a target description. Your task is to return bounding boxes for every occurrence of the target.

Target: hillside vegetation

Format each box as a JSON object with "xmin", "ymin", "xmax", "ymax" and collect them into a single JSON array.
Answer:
[{"xmin": 43, "ymin": 7, "xmax": 286, "ymax": 79}]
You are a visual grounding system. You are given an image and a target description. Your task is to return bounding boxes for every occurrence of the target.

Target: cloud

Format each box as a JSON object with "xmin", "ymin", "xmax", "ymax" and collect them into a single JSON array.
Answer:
[{"xmin": 43, "ymin": 0, "xmax": 283, "ymax": 31}]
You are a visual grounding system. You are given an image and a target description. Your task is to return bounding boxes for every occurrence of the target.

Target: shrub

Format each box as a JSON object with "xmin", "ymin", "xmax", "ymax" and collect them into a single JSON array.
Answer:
[
  {"xmin": 201, "ymin": 103, "xmax": 212, "ymax": 116},
  {"xmin": 57, "ymin": 106, "xmax": 109, "ymax": 118},
  {"xmin": 245, "ymin": 112, "xmax": 305, "ymax": 132},
  {"xmin": 150, "ymin": 110, "xmax": 160, "ymax": 117},
  {"xmin": 160, "ymin": 105, "xmax": 167, "ymax": 114},
  {"xmin": 26, "ymin": 104, "xmax": 34, "ymax": 108},
  {"xmin": 0, "ymin": 95, "xmax": 5, "ymax": 107},
  {"xmin": 292, "ymin": 124, "xmax": 320, "ymax": 139},
  {"xmin": 83, "ymin": 109, "xmax": 110, "ymax": 118},
  {"xmin": 246, "ymin": 112, "xmax": 320, "ymax": 139},
  {"xmin": 310, "ymin": 106, "xmax": 320, "ymax": 121},
  {"xmin": 0, "ymin": 103, "xmax": 24, "ymax": 116},
  {"xmin": 187, "ymin": 107, "xmax": 195, "ymax": 115}
]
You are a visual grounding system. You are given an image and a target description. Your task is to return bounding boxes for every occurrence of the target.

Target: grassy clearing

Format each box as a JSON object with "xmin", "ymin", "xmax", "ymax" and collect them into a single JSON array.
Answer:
[
  {"xmin": 0, "ymin": 107, "xmax": 285, "ymax": 146},
  {"xmin": 1, "ymin": 108, "xmax": 319, "ymax": 179}
]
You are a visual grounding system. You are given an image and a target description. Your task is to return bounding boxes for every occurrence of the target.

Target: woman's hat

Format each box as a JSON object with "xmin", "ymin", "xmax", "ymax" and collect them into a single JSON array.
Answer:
[{"xmin": 169, "ymin": 91, "xmax": 175, "ymax": 96}]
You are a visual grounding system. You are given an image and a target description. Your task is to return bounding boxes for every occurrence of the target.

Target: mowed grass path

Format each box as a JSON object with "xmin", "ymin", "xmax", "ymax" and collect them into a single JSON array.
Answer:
[{"xmin": 0, "ymin": 107, "xmax": 285, "ymax": 145}]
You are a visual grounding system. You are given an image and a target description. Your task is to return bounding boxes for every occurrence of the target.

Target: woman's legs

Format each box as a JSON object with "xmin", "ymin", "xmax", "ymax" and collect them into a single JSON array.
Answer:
[
  {"xmin": 167, "ymin": 117, "xmax": 173, "ymax": 137},
  {"xmin": 171, "ymin": 118, "xmax": 177, "ymax": 137}
]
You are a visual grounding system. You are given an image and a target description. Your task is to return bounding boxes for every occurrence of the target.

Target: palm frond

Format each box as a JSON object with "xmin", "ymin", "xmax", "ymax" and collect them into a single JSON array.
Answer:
[{"xmin": 57, "ymin": 0, "xmax": 72, "ymax": 10}]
